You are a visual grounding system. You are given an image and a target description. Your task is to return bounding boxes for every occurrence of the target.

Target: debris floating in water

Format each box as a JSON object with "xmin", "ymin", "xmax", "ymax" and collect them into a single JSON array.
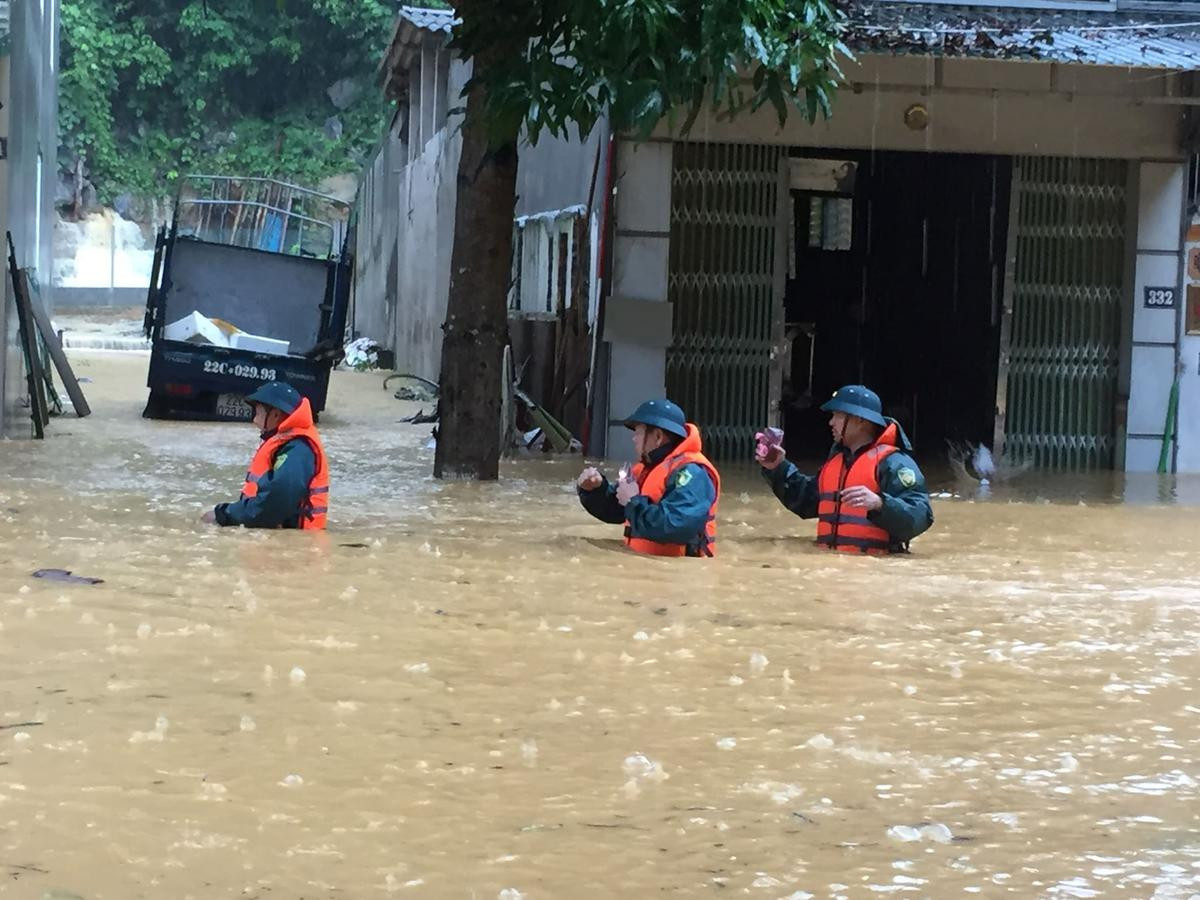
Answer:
[
  {"xmin": 289, "ymin": 667, "xmax": 307, "ymax": 684},
  {"xmin": 240, "ymin": 716, "xmax": 256, "ymax": 732},
  {"xmin": 521, "ymin": 740, "xmax": 538, "ymax": 764},
  {"xmin": 716, "ymin": 737, "xmax": 737, "ymax": 750},
  {"xmin": 32, "ymin": 568, "xmax": 103, "ymax": 585},
  {"xmin": 130, "ymin": 715, "xmax": 169, "ymax": 744},
  {"xmin": 888, "ymin": 822, "xmax": 954, "ymax": 843},
  {"xmin": 623, "ymin": 753, "xmax": 667, "ymax": 782},
  {"xmin": 749, "ymin": 652, "xmax": 769, "ymax": 674},
  {"xmin": 280, "ymin": 773, "xmax": 303, "ymax": 787}
]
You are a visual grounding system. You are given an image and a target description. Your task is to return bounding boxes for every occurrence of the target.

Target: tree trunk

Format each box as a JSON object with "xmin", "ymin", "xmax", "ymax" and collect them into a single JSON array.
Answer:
[{"xmin": 433, "ymin": 50, "xmax": 519, "ymax": 480}]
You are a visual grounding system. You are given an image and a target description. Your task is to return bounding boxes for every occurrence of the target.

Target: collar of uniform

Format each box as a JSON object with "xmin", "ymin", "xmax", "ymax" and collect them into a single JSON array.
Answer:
[
  {"xmin": 645, "ymin": 439, "xmax": 680, "ymax": 470},
  {"xmin": 839, "ymin": 441, "xmax": 873, "ymax": 465}
]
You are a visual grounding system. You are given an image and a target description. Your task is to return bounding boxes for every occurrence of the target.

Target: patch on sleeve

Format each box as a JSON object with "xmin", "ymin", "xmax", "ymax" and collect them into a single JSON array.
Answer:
[
  {"xmin": 897, "ymin": 467, "xmax": 917, "ymax": 488},
  {"xmin": 272, "ymin": 453, "xmax": 289, "ymax": 471},
  {"xmin": 675, "ymin": 469, "xmax": 693, "ymax": 488}
]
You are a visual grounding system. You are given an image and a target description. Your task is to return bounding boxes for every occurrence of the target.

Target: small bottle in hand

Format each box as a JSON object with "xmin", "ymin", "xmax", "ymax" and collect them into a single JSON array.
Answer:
[{"xmin": 754, "ymin": 427, "xmax": 785, "ymax": 469}]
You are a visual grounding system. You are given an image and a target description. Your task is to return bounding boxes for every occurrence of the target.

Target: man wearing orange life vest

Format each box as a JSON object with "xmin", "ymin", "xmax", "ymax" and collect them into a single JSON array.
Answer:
[
  {"xmin": 201, "ymin": 381, "xmax": 329, "ymax": 529},
  {"xmin": 757, "ymin": 385, "xmax": 932, "ymax": 554},
  {"xmin": 576, "ymin": 399, "xmax": 720, "ymax": 557}
]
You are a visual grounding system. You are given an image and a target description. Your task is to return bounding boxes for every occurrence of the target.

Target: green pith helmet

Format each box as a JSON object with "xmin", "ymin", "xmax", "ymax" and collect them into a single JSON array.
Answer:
[
  {"xmin": 245, "ymin": 381, "xmax": 301, "ymax": 415},
  {"xmin": 623, "ymin": 398, "xmax": 687, "ymax": 439},
  {"xmin": 820, "ymin": 384, "xmax": 886, "ymax": 427}
]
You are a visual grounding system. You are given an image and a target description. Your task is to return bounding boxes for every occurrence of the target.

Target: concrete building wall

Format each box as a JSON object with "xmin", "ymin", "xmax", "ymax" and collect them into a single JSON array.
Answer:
[
  {"xmin": 393, "ymin": 125, "xmax": 462, "ymax": 380},
  {"xmin": 659, "ymin": 55, "xmax": 1186, "ymax": 162},
  {"xmin": 1125, "ymin": 162, "xmax": 1186, "ymax": 472},
  {"xmin": 1, "ymin": 0, "xmax": 59, "ymax": 434},
  {"xmin": 601, "ymin": 55, "xmax": 1199, "ymax": 472},
  {"xmin": 363, "ymin": 38, "xmax": 606, "ymax": 387},
  {"xmin": 516, "ymin": 120, "xmax": 609, "ymax": 218},
  {"xmin": 353, "ymin": 127, "xmax": 405, "ymax": 347},
  {"xmin": 604, "ymin": 140, "xmax": 673, "ymax": 457}
]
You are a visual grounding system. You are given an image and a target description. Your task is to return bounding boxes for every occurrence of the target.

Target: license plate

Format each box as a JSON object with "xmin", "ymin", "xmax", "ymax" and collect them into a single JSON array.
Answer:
[{"xmin": 215, "ymin": 393, "xmax": 252, "ymax": 420}]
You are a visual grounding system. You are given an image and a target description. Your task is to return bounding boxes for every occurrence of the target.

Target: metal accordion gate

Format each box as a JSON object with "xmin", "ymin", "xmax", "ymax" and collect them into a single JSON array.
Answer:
[
  {"xmin": 1001, "ymin": 157, "xmax": 1127, "ymax": 471},
  {"xmin": 667, "ymin": 141, "xmax": 784, "ymax": 463}
]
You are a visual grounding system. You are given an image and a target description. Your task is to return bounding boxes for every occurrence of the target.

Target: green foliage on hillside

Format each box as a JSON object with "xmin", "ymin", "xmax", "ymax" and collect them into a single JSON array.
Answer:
[{"xmin": 58, "ymin": 0, "xmax": 397, "ymax": 201}]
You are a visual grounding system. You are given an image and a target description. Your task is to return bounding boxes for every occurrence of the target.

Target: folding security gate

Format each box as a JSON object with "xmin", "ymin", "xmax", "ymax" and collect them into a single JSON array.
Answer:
[
  {"xmin": 667, "ymin": 142, "xmax": 784, "ymax": 462},
  {"xmin": 1000, "ymin": 157, "xmax": 1126, "ymax": 471}
]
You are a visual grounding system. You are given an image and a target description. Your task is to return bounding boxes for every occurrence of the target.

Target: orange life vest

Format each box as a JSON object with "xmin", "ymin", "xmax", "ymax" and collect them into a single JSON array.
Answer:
[
  {"xmin": 624, "ymin": 423, "xmax": 720, "ymax": 557},
  {"xmin": 240, "ymin": 396, "xmax": 329, "ymax": 530},
  {"xmin": 816, "ymin": 422, "xmax": 901, "ymax": 555}
]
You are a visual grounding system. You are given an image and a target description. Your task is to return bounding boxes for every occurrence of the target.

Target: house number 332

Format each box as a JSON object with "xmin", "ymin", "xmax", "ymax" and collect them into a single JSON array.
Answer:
[{"xmin": 1144, "ymin": 287, "xmax": 1177, "ymax": 308}]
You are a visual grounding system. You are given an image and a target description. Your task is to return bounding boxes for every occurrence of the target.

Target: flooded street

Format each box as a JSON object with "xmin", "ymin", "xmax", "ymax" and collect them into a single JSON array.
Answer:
[{"xmin": 2, "ymin": 351, "xmax": 1200, "ymax": 898}]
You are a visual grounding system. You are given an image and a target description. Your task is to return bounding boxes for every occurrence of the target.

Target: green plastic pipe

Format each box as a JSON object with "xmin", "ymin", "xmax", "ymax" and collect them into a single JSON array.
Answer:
[{"xmin": 1158, "ymin": 378, "xmax": 1180, "ymax": 474}]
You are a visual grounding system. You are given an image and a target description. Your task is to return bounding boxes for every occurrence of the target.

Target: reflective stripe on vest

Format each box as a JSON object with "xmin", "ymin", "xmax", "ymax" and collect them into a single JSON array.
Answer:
[
  {"xmin": 815, "ymin": 429, "xmax": 900, "ymax": 555},
  {"xmin": 623, "ymin": 423, "xmax": 719, "ymax": 558},
  {"xmin": 240, "ymin": 397, "xmax": 330, "ymax": 530}
]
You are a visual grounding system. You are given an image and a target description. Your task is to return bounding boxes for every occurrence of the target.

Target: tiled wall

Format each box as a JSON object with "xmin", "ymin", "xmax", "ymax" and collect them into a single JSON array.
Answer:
[{"xmin": 1125, "ymin": 162, "xmax": 1185, "ymax": 472}]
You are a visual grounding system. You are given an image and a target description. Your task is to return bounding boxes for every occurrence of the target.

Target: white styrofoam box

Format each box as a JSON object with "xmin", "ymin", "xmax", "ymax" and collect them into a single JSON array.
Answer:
[
  {"xmin": 163, "ymin": 311, "xmax": 232, "ymax": 347},
  {"xmin": 229, "ymin": 332, "xmax": 290, "ymax": 356}
]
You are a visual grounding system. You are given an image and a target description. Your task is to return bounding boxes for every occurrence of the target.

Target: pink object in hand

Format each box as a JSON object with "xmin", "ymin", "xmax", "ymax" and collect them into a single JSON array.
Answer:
[{"xmin": 755, "ymin": 427, "xmax": 784, "ymax": 458}]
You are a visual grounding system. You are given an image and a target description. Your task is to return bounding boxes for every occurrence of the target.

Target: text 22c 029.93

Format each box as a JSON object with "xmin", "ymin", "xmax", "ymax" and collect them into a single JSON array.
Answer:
[{"xmin": 202, "ymin": 360, "xmax": 278, "ymax": 381}]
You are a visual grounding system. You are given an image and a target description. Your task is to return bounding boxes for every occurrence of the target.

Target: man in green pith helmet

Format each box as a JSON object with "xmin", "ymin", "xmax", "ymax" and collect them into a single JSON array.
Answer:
[
  {"xmin": 576, "ymin": 399, "xmax": 720, "ymax": 557},
  {"xmin": 756, "ymin": 385, "xmax": 932, "ymax": 554}
]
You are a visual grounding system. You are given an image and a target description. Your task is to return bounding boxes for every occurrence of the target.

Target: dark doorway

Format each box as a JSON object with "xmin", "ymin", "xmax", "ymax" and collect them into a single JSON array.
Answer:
[{"xmin": 781, "ymin": 150, "xmax": 1012, "ymax": 461}]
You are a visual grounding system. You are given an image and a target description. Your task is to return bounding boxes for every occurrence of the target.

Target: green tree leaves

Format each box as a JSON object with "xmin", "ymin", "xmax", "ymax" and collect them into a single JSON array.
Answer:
[
  {"xmin": 451, "ymin": 0, "xmax": 847, "ymax": 147},
  {"xmin": 59, "ymin": 0, "xmax": 394, "ymax": 202}
]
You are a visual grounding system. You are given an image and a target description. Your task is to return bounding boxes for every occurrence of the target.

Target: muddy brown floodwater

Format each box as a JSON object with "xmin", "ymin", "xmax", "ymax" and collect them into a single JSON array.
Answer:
[{"xmin": 1, "ymin": 351, "xmax": 1199, "ymax": 898}]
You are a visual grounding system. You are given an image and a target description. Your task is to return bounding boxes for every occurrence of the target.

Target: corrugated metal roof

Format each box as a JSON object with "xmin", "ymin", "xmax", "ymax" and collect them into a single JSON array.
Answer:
[
  {"xmin": 847, "ymin": 2, "xmax": 1200, "ymax": 68},
  {"xmin": 381, "ymin": 7, "xmax": 460, "ymax": 99},
  {"xmin": 398, "ymin": 6, "xmax": 458, "ymax": 34}
]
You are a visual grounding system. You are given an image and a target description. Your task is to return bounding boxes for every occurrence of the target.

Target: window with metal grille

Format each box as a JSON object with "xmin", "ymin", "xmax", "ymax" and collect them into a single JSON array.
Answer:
[{"xmin": 807, "ymin": 197, "xmax": 853, "ymax": 252}]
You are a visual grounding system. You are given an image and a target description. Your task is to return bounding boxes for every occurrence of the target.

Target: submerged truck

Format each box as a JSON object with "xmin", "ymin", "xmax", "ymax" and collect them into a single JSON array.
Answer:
[{"xmin": 142, "ymin": 176, "xmax": 352, "ymax": 421}]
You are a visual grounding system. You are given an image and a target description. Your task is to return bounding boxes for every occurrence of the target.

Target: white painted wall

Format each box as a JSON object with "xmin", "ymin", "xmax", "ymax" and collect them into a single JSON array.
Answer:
[
  {"xmin": 604, "ymin": 140, "xmax": 673, "ymax": 457},
  {"xmin": 1125, "ymin": 162, "xmax": 1185, "ymax": 473}
]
